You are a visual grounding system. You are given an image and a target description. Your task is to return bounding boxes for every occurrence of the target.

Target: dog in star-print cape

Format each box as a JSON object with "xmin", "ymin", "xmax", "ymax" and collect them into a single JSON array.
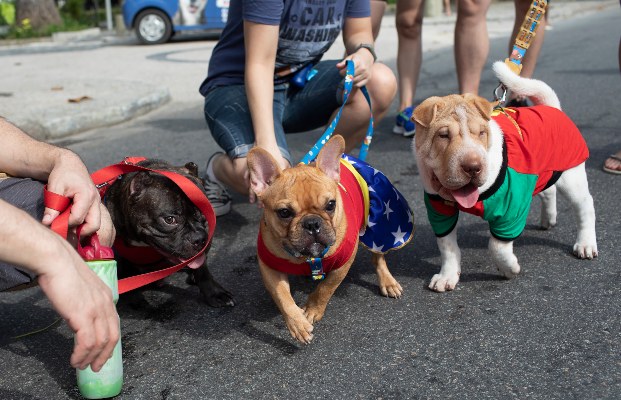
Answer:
[{"xmin": 341, "ymin": 154, "xmax": 414, "ymax": 253}]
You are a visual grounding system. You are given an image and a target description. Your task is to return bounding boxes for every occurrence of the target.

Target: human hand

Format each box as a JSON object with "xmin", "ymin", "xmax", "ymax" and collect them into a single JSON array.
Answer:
[
  {"xmin": 36, "ymin": 236, "xmax": 120, "ymax": 372},
  {"xmin": 42, "ymin": 150, "xmax": 101, "ymax": 236},
  {"xmin": 336, "ymin": 49, "xmax": 375, "ymax": 87}
]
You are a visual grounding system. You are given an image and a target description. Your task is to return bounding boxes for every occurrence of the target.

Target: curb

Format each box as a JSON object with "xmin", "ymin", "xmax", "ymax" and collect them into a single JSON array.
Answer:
[{"xmin": 2, "ymin": 81, "xmax": 170, "ymax": 141}]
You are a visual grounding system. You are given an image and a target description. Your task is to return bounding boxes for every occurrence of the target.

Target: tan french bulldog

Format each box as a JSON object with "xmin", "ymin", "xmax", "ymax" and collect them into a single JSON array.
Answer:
[{"xmin": 247, "ymin": 135, "xmax": 412, "ymax": 344}]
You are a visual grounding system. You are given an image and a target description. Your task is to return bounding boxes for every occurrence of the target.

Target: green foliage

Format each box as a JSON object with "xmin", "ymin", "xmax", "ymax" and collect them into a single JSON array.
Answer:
[
  {"xmin": 63, "ymin": 0, "xmax": 85, "ymax": 22},
  {"xmin": 0, "ymin": 0, "xmax": 121, "ymax": 40},
  {"xmin": 1, "ymin": 14, "xmax": 89, "ymax": 39},
  {"xmin": 0, "ymin": 1, "xmax": 16, "ymax": 26}
]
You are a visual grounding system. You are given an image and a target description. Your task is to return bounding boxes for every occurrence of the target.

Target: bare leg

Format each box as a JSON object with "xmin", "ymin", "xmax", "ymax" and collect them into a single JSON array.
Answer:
[
  {"xmin": 602, "ymin": 38, "xmax": 621, "ymax": 174},
  {"xmin": 455, "ymin": 0, "xmax": 492, "ymax": 95},
  {"xmin": 371, "ymin": 0, "xmax": 387, "ymax": 41},
  {"xmin": 509, "ymin": 0, "xmax": 546, "ymax": 80},
  {"xmin": 395, "ymin": 0, "xmax": 425, "ymax": 110},
  {"xmin": 212, "ymin": 154, "xmax": 252, "ymax": 195}
]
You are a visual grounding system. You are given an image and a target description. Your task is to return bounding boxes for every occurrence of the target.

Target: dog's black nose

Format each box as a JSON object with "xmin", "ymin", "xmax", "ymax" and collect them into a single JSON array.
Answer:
[
  {"xmin": 302, "ymin": 216, "xmax": 322, "ymax": 236},
  {"xmin": 191, "ymin": 232, "xmax": 207, "ymax": 249}
]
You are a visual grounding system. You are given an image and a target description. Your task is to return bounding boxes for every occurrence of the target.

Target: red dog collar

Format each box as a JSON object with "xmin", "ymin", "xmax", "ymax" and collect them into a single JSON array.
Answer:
[{"xmin": 257, "ymin": 165, "xmax": 364, "ymax": 277}]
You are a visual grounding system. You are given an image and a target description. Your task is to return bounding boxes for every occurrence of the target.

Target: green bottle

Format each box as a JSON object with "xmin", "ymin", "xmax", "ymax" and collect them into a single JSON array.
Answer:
[{"xmin": 76, "ymin": 260, "xmax": 123, "ymax": 399}]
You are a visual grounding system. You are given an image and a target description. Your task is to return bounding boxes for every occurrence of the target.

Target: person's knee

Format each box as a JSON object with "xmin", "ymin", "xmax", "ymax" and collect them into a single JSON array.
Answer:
[
  {"xmin": 396, "ymin": 9, "xmax": 423, "ymax": 39},
  {"xmin": 368, "ymin": 63, "xmax": 397, "ymax": 114},
  {"xmin": 457, "ymin": 0, "xmax": 491, "ymax": 18}
]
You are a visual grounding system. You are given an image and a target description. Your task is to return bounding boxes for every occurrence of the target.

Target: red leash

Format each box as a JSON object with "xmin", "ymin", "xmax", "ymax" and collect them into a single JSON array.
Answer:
[{"xmin": 44, "ymin": 157, "xmax": 216, "ymax": 294}]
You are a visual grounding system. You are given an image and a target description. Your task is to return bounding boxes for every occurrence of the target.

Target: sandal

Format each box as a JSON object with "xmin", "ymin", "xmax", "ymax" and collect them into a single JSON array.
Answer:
[{"xmin": 603, "ymin": 154, "xmax": 621, "ymax": 175}]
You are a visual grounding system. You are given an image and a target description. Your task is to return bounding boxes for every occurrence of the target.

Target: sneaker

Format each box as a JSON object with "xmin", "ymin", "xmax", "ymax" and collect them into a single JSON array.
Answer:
[
  {"xmin": 393, "ymin": 106, "xmax": 416, "ymax": 137},
  {"xmin": 203, "ymin": 152, "xmax": 232, "ymax": 217}
]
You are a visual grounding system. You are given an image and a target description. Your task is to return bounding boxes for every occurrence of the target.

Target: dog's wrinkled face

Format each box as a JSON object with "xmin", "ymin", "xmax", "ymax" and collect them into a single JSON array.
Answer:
[
  {"xmin": 117, "ymin": 161, "xmax": 208, "ymax": 269},
  {"xmin": 248, "ymin": 137, "xmax": 346, "ymax": 259},
  {"xmin": 413, "ymin": 94, "xmax": 494, "ymax": 208}
]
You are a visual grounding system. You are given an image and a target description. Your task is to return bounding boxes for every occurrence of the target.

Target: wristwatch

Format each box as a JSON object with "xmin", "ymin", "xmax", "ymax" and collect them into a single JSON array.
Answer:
[{"xmin": 355, "ymin": 43, "xmax": 377, "ymax": 62}]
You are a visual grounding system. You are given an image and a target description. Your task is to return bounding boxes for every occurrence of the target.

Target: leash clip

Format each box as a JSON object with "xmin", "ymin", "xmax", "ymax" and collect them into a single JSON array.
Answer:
[{"xmin": 494, "ymin": 83, "xmax": 507, "ymax": 107}]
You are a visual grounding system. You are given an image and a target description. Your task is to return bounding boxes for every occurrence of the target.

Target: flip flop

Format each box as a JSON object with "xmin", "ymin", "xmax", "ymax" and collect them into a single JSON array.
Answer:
[{"xmin": 603, "ymin": 154, "xmax": 621, "ymax": 175}]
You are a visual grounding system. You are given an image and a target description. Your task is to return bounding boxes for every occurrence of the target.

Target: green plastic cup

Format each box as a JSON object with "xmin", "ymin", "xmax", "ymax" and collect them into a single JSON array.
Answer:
[{"xmin": 76, "ymin": 260, "xmax": 123, "ymax": 399}]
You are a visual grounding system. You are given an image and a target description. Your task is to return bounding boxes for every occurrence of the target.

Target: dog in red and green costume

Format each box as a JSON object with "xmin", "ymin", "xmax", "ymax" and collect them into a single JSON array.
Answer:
[{"xmin": 412, "ymin": 61, "xmax": 598, "ymax": 293}]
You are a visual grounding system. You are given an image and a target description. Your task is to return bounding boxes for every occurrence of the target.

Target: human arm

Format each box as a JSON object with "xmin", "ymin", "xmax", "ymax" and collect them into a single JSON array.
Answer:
[
  {"xmin": 337, "ymin": 16, "xmax": 376, "ymax": 87},
  {"xmin": 0, "ymin": 117, "xmax": 101, "ymax": 236},
  {"xmin": 0, "ymin": 199, "xmax": 119, "ymax": 372},
  {"xmin": 243, "ymin": 21, "xmax": 290, "ymax": 203},
  {"xmin": 243, "ymin": 21, "xmax": 289, "ymax": 170}
]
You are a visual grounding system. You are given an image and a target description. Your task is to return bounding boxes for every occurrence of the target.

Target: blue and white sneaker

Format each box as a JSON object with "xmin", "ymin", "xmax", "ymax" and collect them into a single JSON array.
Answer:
[{"xmin": 392, "ymin": 106, "xmax": 416, "ymax": 137}]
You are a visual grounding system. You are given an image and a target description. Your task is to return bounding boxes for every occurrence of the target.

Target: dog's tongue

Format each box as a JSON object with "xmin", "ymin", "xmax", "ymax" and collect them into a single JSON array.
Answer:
[
  {"xmin": 185, "ymin": 252, "xmax": 206, "ymax": 269},
  {"xmin": 451, "ymin": 185, "xmax": 479, "ymax": 209}
]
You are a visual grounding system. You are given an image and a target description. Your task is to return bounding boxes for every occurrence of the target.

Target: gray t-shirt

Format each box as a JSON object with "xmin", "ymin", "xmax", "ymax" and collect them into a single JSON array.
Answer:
[{"xmin": 199, "ymin": 0, "xmax": 370, "ymax": 95}]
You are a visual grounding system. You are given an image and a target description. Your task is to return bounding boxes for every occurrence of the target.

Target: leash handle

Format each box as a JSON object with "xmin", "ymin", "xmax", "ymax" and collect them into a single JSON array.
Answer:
[
  {"xmin": 505, "ymin": 0, "xmax": 547, "ymax": 74},
  {"xmin": 90, "ymin": 158, "xmax": 217, "ymax": 294},
  {"xmin": 44, "ymin": 187, "xmax": 113, "ymax": 259},
  {"xmin": 300, "ymin": 60, "xmax": 374, "ymax": 164},
  {"xmin": 495, "ymin": 0, "xmax": 547, "ymax": 105}
]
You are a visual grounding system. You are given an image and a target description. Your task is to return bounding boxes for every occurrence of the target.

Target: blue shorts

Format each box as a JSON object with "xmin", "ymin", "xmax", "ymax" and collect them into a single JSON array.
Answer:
[{"xmin": 203, "ymin": 60, "xmax": 344, "ymax": 164}]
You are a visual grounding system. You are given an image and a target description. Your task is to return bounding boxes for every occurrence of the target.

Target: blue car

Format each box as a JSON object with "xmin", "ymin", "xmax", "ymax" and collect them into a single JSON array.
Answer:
[{"xmin": 122, "ymin": 0, "xmax": 229, "ymax": 44}]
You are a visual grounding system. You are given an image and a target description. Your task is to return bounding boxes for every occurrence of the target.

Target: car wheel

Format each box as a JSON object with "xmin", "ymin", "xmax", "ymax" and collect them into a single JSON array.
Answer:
[{"xmin": 135, "ymin": 9, "xmax": 172, "ymax": 45}]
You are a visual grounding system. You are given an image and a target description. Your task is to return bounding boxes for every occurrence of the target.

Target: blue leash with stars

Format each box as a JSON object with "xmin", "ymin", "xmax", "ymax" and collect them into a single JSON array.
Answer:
[{"xmin": 300, "ymin": 60, "xmax": 374, "ymax": 164}]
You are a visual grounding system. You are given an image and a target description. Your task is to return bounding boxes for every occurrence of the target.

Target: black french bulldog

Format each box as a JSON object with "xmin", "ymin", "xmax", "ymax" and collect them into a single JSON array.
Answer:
[{"xmin": 104, "ymin": 159, "xmax": 234, "ymax": 307}]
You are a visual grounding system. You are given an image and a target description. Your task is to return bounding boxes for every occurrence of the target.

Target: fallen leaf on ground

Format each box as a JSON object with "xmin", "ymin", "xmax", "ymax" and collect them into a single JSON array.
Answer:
[{"xmin": 68, "ymin": 96, "xmax": 92, "ymax": 103}]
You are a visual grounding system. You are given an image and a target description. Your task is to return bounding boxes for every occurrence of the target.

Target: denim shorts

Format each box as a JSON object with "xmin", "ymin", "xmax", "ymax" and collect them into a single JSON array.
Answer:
[{"xmin": 203, "ymin": 60, "xmax": 344, "ymax": 164}]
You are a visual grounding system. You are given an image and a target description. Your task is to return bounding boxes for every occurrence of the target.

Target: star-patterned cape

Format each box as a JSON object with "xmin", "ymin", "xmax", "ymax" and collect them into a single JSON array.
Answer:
[{"xmin": 341, "ymin": 155, "xmax": 414, "ymax": 254}]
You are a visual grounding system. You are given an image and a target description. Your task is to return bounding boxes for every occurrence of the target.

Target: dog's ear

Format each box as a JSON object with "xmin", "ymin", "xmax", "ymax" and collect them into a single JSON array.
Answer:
[
  {"xmin": 184, "ymin": 162, "xmax": 199, "ymax": 177},
  {"xmin": 247, "ymin": 148, "xmax": 282, "ymax": 197},
  {"xmin": 463, "ymin": 93, "xmax": 493, "ymax": 120},
  {"xmin": 316, "ymin": 135, "xmax": 344, "ymax": 182},
  {"xmin": 129, "ymin": 172, "xmax": 154, "ymax": 196},
  {"xmin": 413, "ymin": 97, "xmax": 443, "ymax": 128}
]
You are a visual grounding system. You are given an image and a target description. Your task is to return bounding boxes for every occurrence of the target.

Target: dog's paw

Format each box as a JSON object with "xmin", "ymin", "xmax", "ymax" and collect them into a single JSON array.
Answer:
[
  {"xmin": 429, "ymin": 273, "xmax": 459, "ymax": 292},
  {"xmin": 573, "ymin": 242, "xmax": 598, "ymax": 260},
  {"xmin": 497, "ymin": 260, "xmax": 521, "ymax": 279},
  {"xmin": 540, "ymin": 216, "xmax": 557, "ymax": 230},
  {"xmin": 285, "ymin": 308, "xmax": 314, "ymax": 344},
  {"xmin": 302, "ymin": 304, "xmax": 326, "ymax": 325},
  {"xmin": 202, "ymin": 289, "xmax": 235, "ymax": 307},
  {"xmin": 379, "ymin": 278, "xmax": 403, "ymax": 298},
  {"xmin": 198, "ymin": 282, "xmax": 235, "ymax": 307}
]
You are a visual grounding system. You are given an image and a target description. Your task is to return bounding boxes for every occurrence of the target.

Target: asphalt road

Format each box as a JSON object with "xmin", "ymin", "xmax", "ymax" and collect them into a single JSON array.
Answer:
[{"xmin": 1, "ymin": 8, "xmax": 620, "ymax": 400}]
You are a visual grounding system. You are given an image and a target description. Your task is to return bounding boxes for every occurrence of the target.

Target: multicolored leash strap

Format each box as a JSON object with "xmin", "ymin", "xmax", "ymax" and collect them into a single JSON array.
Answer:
[
  {"xmin": 300, "ymin": 60, "xmax": 374, "ymax": 164},
  {"xmin": 494, "ymin": 0, "xmax": 548, "ymax": 105}
]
